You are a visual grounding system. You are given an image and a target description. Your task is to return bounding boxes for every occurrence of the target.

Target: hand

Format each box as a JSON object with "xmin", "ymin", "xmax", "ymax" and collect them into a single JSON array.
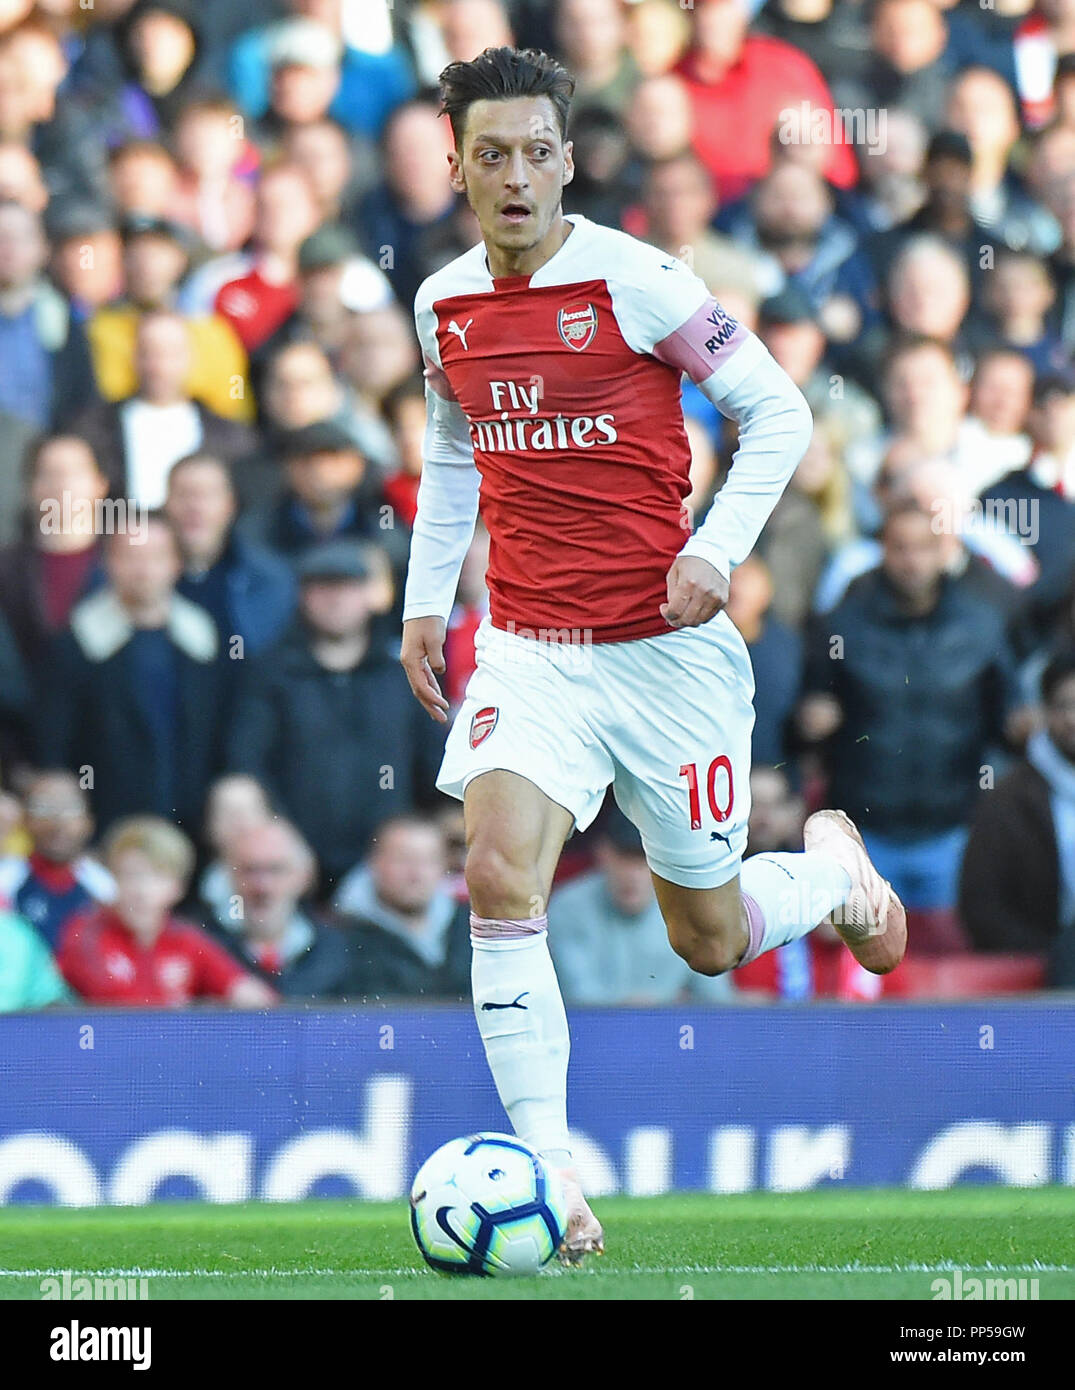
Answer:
[
  {"xmin": 660, "ymin": 555, "xmax": 729, "ymax": 628},
  {"xmin": 798, "ymin": 693, "xmax": 843, "ymax": 742},
  {"xmin": 401, "ymin": 616, "xmax": 450, "ymax": 723}
]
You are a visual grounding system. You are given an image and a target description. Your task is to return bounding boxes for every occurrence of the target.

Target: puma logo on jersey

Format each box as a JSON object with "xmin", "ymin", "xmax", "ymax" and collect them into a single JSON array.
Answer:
[
  {"xmin": 481, "ymin": 992, "xmax": 530, "ymax": 1012},
  {"xmin": 447, "ymin": 318, "xmax": 473, "ymax": 350}
]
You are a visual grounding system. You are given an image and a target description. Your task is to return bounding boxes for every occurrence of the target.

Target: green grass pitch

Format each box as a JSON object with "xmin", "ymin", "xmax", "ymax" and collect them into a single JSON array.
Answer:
[{"xmin": 0, "ymin": 1188, "xmax": 1071, "ymax": 1300}]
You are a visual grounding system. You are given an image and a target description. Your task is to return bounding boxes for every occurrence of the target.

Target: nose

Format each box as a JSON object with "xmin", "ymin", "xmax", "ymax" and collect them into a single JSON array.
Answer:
[{"xmin": 504, "ymin": 150, "xmax": 529, "ymax": 190}]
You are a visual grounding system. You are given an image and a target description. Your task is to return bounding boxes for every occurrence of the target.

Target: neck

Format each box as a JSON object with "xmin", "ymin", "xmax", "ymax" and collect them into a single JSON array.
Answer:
[
  {"xmin": 123, "ymin": 594, "xmax": 171, "ymax": 628},
  {"xmin": 139, "ymin": 388, "xmax": 186, "ymax": 408},
  {"xmin": 257, "ymin": 248, "xmax": 297, "ymax": 284},
  {"xmin": 1002, "ymin": 312, "xmax": 1043, "ymax": 344},
  {"xmin": 118, "ymin": 908, "xmax": 165, "ymax": 945},
  {"xmin": 301, "ymin": 495, "xmax": 349, "ymax": 532},
  {"xmin": 892, "ymin": 581, "xmax": 939, "ymax": 616},
  {"xmin": 311, "ymin": 628, "xmax": 369, "ymax": 671},
  {"xmin": 379, "ymin": 892, "xmax": 429, "ymax": 931},
  {"xmin": 184, "ymin": 538, "xmax": 226, "ymax": 573},
  {"xmin": 486, "ymin": 212, "xmax": 573, "ymax": 281}
]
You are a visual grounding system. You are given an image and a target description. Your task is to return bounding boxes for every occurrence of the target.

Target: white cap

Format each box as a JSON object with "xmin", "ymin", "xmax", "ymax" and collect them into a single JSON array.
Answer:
[{"xmin": 339, "ymin": 256, "xmax": 396, "ymax": 314}]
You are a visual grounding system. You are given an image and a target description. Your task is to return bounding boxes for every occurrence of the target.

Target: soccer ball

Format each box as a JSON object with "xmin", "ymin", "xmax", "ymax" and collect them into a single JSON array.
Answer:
[{"xmin": 409, "ymin": 1132, "xmax": 568, "ymax": 1277}]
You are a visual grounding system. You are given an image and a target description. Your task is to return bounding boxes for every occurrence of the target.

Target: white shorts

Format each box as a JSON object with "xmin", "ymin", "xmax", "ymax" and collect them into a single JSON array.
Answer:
[{"xmin": 437, "ymin": 614, "xmax": 756, "ymax": 889}]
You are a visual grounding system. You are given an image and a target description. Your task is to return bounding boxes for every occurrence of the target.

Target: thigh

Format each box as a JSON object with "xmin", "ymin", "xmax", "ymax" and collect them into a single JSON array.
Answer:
[
  {"xmin": 603, "ymin": 616, "xmax": 756, "ymax": 891},
  {"xmin": 437, "ymin": 619, "xmax": 614, "ymax": 837}
]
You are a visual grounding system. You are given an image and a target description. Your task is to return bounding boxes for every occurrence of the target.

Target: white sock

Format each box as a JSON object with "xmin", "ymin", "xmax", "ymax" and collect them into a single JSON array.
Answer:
[
  {"xmin": 738, "ymin": 852, "xmax": 852, "ymax": 965},
  {"xmin": 470, "ymin": 914, "xmax": 572, "ymax": 1168}
]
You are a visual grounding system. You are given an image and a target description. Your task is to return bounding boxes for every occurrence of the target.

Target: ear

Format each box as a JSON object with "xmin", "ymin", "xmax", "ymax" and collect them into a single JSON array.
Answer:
[
  {"xmin": 562, "ymin": 138, "xmax": 575, "ymax": 188},
  {"xmin": 447, "ymin": 148, "xmax": 467, "ymax": 195}
]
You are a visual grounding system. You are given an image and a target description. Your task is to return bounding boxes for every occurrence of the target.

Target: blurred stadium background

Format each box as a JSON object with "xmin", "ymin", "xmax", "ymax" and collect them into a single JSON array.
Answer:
[{"xmin": 0, "ymin": 0, "xmax": 1073, "ymax": 1214}]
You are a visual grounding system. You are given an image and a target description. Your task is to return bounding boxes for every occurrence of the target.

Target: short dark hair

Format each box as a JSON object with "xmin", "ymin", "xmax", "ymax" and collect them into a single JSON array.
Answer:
[
  {"xmin": 439, "ymin": 46, "xmax": 575, "ymax": 148},
  {"xmin": 1041, "ymin": 650, "xmax": 1075, "ymax": 704}
]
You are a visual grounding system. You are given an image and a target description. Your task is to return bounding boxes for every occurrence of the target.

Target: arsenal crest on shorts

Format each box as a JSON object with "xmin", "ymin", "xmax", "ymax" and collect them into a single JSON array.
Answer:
[
  {"xmin": 470, "ymin": 706, "xmax": 499, "ymax": 748},
  {"xmin": 557, "ymin": 302, "xmax": 597, "ymax": 351}
]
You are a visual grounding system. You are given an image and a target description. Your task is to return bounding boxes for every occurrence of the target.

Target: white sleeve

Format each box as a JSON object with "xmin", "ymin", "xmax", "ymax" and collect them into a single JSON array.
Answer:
[
  {"xmin": 401, "ymin": 295, "xmax": 482, "ymax": 625},
  {"xmin": 681, "ymin": 343, "xmax": 813, "ymax": 583},
  {"xmin": 604, "ymin": 236, "xmax": 812, "ymax": 581}
]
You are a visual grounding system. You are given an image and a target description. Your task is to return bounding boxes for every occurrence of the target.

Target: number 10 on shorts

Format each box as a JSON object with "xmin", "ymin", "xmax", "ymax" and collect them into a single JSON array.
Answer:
[{"xmin": 678, "ymin": 756, "xmax": 734, "ymax": 831}]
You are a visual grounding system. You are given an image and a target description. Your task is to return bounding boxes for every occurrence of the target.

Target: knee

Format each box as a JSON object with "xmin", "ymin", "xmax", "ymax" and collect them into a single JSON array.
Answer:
[
  {"xmin": 464, "ymin": 841, "xmax": 542, "ymax": 919},
  {"xmin": 672, "ymin": 934, "xmax": 743, "ymax": 977},
  {"xmin": 667, "ymin": 904, "xmax": 747, "ymax": 977}
]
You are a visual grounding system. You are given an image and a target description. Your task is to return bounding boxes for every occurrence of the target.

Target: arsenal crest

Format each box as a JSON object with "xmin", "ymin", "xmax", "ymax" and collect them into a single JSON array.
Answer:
[
  {"xmin": 557, "ymin": 302, "xmax": 598, "ymax": 351},
  {"xmin": 470, "ymin": 705, "xmax": 499, "ymax": 748}
]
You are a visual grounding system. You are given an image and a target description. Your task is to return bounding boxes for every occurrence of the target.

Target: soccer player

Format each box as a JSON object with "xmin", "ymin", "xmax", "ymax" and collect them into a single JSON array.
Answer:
[{"xmin": 400, "ymin": 47, "xmax": 906, "ymax": 1261}]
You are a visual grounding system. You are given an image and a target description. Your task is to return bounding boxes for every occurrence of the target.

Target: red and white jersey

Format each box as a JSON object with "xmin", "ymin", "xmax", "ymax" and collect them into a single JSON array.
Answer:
[{"xmin": 408, "ymin": 215, "xmax": 769, "ymax": 644}]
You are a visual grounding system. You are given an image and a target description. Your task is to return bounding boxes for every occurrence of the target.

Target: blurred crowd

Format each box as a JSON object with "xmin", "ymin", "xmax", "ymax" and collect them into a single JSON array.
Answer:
[{"xmin": 1, "ymin": 0, "xmax": 1075, "ymax": 1012}]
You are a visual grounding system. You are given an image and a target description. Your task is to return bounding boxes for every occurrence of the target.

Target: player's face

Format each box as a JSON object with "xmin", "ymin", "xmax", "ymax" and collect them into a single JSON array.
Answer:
[{"xmin": 450, "ymin": 97, "xmax": 574, "ymax": 271}]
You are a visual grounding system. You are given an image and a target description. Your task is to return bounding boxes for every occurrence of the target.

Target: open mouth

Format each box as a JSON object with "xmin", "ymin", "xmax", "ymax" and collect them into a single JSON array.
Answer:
[{"xmin": 499, "ymin": 203, "xmax": 532, "ymax": 224}]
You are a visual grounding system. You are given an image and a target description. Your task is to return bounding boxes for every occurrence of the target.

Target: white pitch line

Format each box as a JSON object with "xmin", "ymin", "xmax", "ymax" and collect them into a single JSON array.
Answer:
[{"xmin": 0, "ymin": 1263, "xmax": 1071, "ymax": 1278}]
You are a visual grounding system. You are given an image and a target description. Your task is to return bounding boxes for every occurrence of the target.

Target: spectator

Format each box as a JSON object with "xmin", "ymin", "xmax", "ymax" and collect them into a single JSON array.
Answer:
[
  {"xmin": 356, "ymin": 101, "xmax": 460, "ymax": 309},
  {"xmin": 194, "ymin": 772, "xmax": 275, "ymax": 926},
  {"xmin": 281, "ymin": 115, "xmax": 368, "ymax": 223},
  {"xmin": 964, "ymin": 348, "xmax": 1035, "ymax": 493},
  {"xmin": 800, "ymin": 498, "xmax": 1017, "ymax": 918},
  {"xmin": 252, "ymin": 18, "xmax": 344, "ymax": 156},
  {"xmin": 36, "ymin": 513, "xmax": 233, "ymax": 834},
  {"xmin": 635, "ymin": 152, "xmax": 763, "ymax": 301},
  {"xmin": 554, "ymin": 0, "xmax": 638, "ymax": 118},
  {"xmin": 238, "ymin": 420, "xmax": 409, "ymax": 579},
  {"xmin": 0, "ymin": 198, "xmax": 98, "ymax": 430},
  {"xmin": 46, "ymin": 200, "xmax": 123, "ymax": 317},
  {"xmin": 674, "ymin": 0, "xmax": 857, "ymax": 201},
  {"xmin": 227, "ymin": 2, "xmax": 415, "ymax": 141},
  {"xmin": 336, "ymin": 814, "xmax": 470, "ymax": 999},
  {"xmin": 110, "ymin": 0, "xmax": 207, "ymax": 139},
  {"xmin": 255, "ymin": 222, "xmax": 395, "ymax": 375},
  {"xmin": 74, "ymin": 307, "xmax": 255, "ymax": 506},
  {"xmin": 981, "ymin": 372, "xmax": 1075, "ymax": 646},
  {"xmin": 0, "ymin": 906, "xmax": 69, "ymax": 1011},
  {"xmin": 0, "ymin": 434, "xmax": 108, "ymax": 668},
  {"xmin": 623, "ymin": 73, "xmax": 694, "ymax": 165},
  {"xmin": 851, "ymin": 0, "xmax": 954, "ymax": 131},
  {"xmin": 57, "ymin": 815, "xmax": 275, "ymax": 1006},
  {"xmin": 945, "ymin": 66, "xmax": 1057, "ymax": 257},
  {"xmin": 549, "ymin": 808, "xmax": 732, "ymax": 1004},
  {"xmin": 107, "ymin": 139, "xmax": 180, "ymax": 221},
  {"xmin": 169, "ymin": 96, "xmax": 257, "ymax": 254},
  {"xmin": 0, "ymin": 768, "xmax": 114, "ymax": 948},
  {"xmin": 227, "ymin": 540, "xmax": 445, "ymax": 885},
  {"xmin": 234, "ymin": 338, "xmax": 348, "ymax": 510},
  {"xmin": 210, "ymin": 818, "xmax": 350, "ymax": 999},
  {"xmin": 960, "ymin": 653, "xmax": 1075, "ymax": 975},
  {"xmin": 724, "ymin": 162, "xmax": 877, "ymax": 339},
  {"xmin": 212, "ymin": 161, "xmax": 321, "ymax": 353},
  {"xmin": 337, "ymin": 299, "xmax": 420, "ymax": 474},
  {"xmin": 165, "ymin": 451, "xmax": 297, "ymax": 657},
  {"xmin": 868, "ymin": 130, "xmax": 991, "ymax": 289},
  {"xmin": 983, "ymin": 248, "xmax": 1064, "ymax": 376},
  {"xmin": 0, "ymin": 138, "xmax": 48, "ymax": 214},
  {"xmin": 725, "ymin": 554, "xmax": 803, "ymax": 765},
  {"xmin": 88, "ymin": 215, "xmax": 254, "ymax": 424}
]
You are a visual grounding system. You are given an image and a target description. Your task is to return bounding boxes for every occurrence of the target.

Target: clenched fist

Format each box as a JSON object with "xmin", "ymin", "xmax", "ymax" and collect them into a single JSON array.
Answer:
[{"xmin": 660, "ymin": 555, "xmax": 730, "ymax": 628}]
